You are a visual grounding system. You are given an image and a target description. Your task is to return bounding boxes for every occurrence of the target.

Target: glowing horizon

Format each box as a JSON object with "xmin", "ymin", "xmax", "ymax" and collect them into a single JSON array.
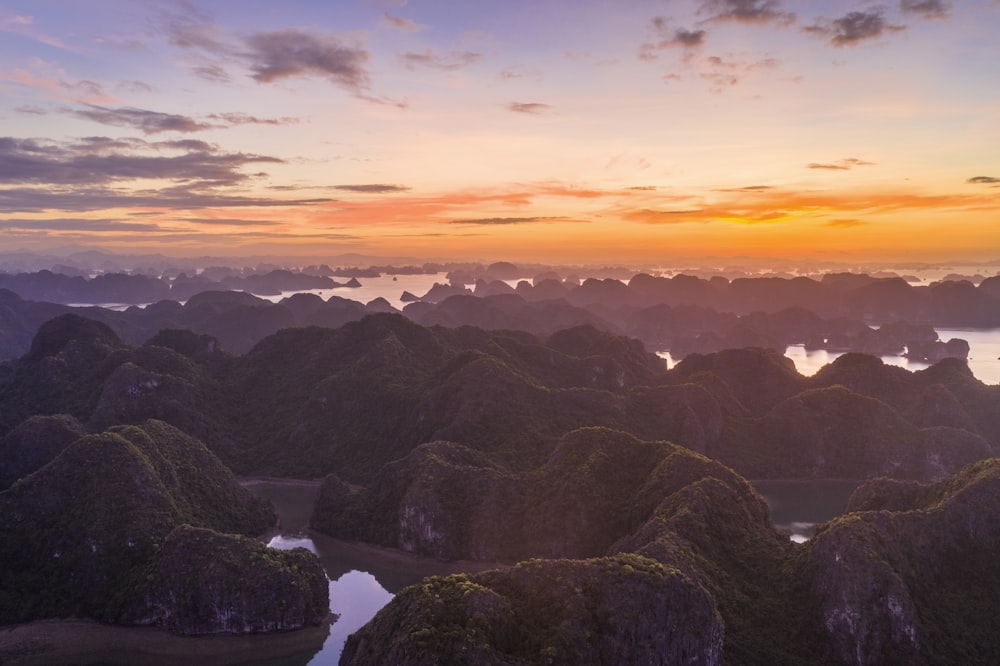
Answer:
[{"xmin": 1, "ymin": 0, "xmax": 999, "ymax": 265}]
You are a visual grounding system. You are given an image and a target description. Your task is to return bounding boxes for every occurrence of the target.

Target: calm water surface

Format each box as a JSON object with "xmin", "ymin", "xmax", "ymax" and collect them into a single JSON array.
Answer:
[
  {"xmin": 751, "ymin": 479, "xmax": 862, "ymax": 543},
  {"xmin": 660, "ymin": 328, "xmax": 1000, "ymax": 385},
  {"xmin": 242, "ymin": 480, "xmax": 495, "ymax": 665}
]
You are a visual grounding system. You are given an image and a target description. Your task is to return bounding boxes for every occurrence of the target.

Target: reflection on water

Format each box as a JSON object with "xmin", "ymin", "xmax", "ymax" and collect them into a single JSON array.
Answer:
[
  {"xmin": 267, "ymin": 535, "xmax": 393, "ymax": 665},
  {"xmin": 752, "ymin": 479, "xmax": 861, "ymax": 543},
  {"xmin": 660, "ymin": 329, "xmax": 1000, "ymax": 386},
  {"xmin": 259, "ymin": 273, "xmax": 450, "ymax": 311},
  {"xmin": 242, "ymin": 481, "xmax": 497, "ymax": 665}
]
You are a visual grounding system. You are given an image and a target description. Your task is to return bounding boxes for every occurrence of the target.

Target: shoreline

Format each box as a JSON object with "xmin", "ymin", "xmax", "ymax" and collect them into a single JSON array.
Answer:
[{"xmin": 0, "ymin": 616, "xmax": 333, "ymax": 666}]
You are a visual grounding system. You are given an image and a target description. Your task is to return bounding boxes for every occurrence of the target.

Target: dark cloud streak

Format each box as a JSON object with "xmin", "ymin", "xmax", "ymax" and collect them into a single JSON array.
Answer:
[
  {"xmin": 805, "ymin": 10, "xmax": 905, "ymax": 47},
  {"xmin": 807, "ymin": 158, "xmax": 875, "ymax": 170},
  {"xmin": 244, "ymin": 29, "xmax": 370, "ymax": 90},
  {"xmin": 508, "ymin": 102, "xmax": 551, "ymax": 114},
  {"xmin": 401, "ymin": 49, "xmax": 483, "ymax": 70},
  {"xmin": 900, "ymin": 0, "xmax": 950, "ymax": 19},
  {"xmin": 700, "ymin": 0, "xmax": 795, "ymax": 25},
  {"xmin": 70, "ymin": 104, "xmax": 219, "ymax": 134},
  {"xmin": 331, "ymin": 184, "xmax": 410, "ymax": 193}
]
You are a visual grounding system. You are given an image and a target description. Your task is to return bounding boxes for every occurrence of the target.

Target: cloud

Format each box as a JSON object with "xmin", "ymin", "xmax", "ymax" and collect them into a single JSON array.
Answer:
[
  {"xmin": 699, "ymin": 55, "xmax": 779, "ymax": 90},
  {"xmin": 192, "ymin": 64, "xmax": 230, "ymax": 82},
  {"xmin": 176, "ymin": 217, "xmax": 281, "ymax": 226},
  {"xmin": 617, "ymin": 186, "xmax": 999, "ymax": 227},
  {"xmin": 449, "ymin": 216, "xmax": 582, "ymax": 225},
  {"xmin": 699, "ymin": 0, "xmax": 796, "ymax": 25},
  {"xmin": 0, "ymin": 68, "xmax": 120, "ymax": 104},
  {"xmin": 0, "ymin": 218, "xmax": 162, "ymax": 232},
  {"xmin": 0, "ymin": 13, "xmax": 75, "ymax": 50},
  {"xmin": 381, "ymin": 12, "xmax": 425, "ymax": 32},
  {"xmin": 899, "ymin": 0, "xmax": 950, "ymax": 19},
  {"xmin": 639, "ymin": 20, "xmax": 707, "ymax": 61},
  {"xmin": 206, "ymin": 112, "xmax": 300, "ymax": 126},
  {"xmin": 825, "ymin": 218, "xmax": 868, "ymax": 227},
  {"xmin": 117, "ymin": 80, "xmax": 154, "ymax": 94},
  {"xmin": 715, "ymin": 185, "xmax": 775, "ymax": 192},
  {"xmin": 967, "ymin": 176, "xmax": 1000, "ymax": 184},
  {"xmin": 508, "ymin": 102, "xmax": 551, "ymax": 114},
  {"xmin": 807, "ymin": 158, "xmax": 876, "ymax": 170},
  {"xmin": 331, "ymin": 184, "xmax": 410, "ymax": 193},
  {"xmin": 0, "ymin": 136, "xmax": 280, "ymax": 186},
  {"xmin": 165, "ymin": 20, "xmax": 230, "ymax": 54},
  {"xmin": 401, "ymin": 49, "xmax": 483, "ymax": 70},
  {"xmin": 70, "ymin": 104, "xmax": 219, "ymax": 134},
  {"xmin": 244, "ymin": 29, "xmax": 370, "ymax": 91},
  {"xmin": 0, "ymin": 186, "xmax": 334, "ymax": 214},
  {"xmin": 160, "ymin": 12, "xmax": 376, "ymax": 96},
  {"xmin": 805, "ymin": 10, "xmax": 905, "ymax": 47}
]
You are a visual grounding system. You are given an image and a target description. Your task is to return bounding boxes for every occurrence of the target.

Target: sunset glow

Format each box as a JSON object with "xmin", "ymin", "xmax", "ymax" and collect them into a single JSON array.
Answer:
[{"xmin": 2, "ymin": 0, "xmax": 999, "ymax": 265}]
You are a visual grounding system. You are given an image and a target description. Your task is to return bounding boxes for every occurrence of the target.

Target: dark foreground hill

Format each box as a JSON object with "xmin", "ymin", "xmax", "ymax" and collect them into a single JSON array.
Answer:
[
  {"xmin": 338, "ymin": 433, "xmax": 1000, "ymax": 666},
  {"xmin": 0, "ymin": 419, "xmax": 328, "ymax": 634}
]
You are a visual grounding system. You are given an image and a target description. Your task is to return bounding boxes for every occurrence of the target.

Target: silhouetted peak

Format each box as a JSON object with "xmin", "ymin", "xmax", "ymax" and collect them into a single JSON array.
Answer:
[
  {"xmin": 184, "ymin": 290, "xmax": 270, "ymax": 309},
  {"xmin": 0, "ymin": 288, "xmax": 22, "ymax": 302},
  {"xmin": 27, "ymin": 314, "xmax": 123, "ymax": 361}
]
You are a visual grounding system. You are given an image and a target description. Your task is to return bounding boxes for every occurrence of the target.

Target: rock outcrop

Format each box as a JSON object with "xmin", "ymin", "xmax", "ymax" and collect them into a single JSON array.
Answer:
[
  {"xmin": 801, "ymin": 459, "xmax": 1000, "ymax": 664},
  {"xmin": 0, "ymin": 420, "xmax": 327, "ymax": 635},
  {"xmin": 341, "ymin": 555, "xmax": 723, "ymax": 666},
  {"xmin": 142, "ymin": 526, "xmax": 329, "ymax": 634}
]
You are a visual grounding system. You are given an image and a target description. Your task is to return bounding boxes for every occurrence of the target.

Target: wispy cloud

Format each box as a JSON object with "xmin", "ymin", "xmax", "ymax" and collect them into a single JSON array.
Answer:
[
  {"xmin": 192, "ymin": 64, "xmax": 230, "ymax": 83},
  {"xmin": 33, "ymin": 104, "xmax": 302, "ymax": 134},
  {"xmin": 0, "ymin": 217, "xmax": 163, "ymax": 232},
  {"xmin": 331, "ymin": 184, "xmax": 410, "ymax": 193},
  {"xmin": 699, "ymin": 0, "xmax": 796, "ymax": 25},
  {"xmin": 381, "ymin": 12, "xmax": 425, "ymax": 32},
  {"xmin": 0, "ymin": 67, "xmax": 119, "ymax": 104},
  {"xmin": 176, "ymin": 217, "xmax": 282, "ymax": 226},
  {"xmin": 618, "ymin": 186, "xmax": 998, "ymax": 226},
  {"xmin": 639, "ymin": 18, "xmax": 707, "ymax": 61},
  {"xmin": 967, "ymin": 176, "xmax": 1000, "ymax": 184},
  {"xmin": 0, "ymin": 135, "xmax": 335, "ymax": 214},
  {"xmin": 0, "ymin": 136, "xmax": 284, "ymax": 186},
  {"xmin": 900, "ymin": 0, "xmax": 950, "ymax": 19},
  {"xmin": 805, "ymin": 9, "xmax": 905, "ymax": 47},
  {"xmin": 699, "ymin": 54, "xmax": 779, "ymax": 90},
  {"xmin": 70, "ymin": 104, "xmax": 219, "ymax": 134},
  {"xmin": 206, "ymin": 112, "xmax": 300, "ymax": 126},
  {"xmin": 508, "ymin": 102, "xmax": 551, "ymax": 114},
  {"xmin": 0, "ymin": 13, "xmax": 76, "ymax": 51},
  {"xmin": 807, "ymin": 158, "xmax": 876, "ymax": 170},
  {"xmin": 449, "ymin": 216, "xmax": 584, "ymax": 225},
  {"xmin": 401, "ymin": 49, "xmax": 483, "ymax": 70}
]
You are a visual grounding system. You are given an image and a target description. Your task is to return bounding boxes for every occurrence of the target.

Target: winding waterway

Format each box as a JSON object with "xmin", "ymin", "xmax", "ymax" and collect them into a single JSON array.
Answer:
[{"xmin": 241, "ymin": 480, "xmax": 495, "ymax": 665}]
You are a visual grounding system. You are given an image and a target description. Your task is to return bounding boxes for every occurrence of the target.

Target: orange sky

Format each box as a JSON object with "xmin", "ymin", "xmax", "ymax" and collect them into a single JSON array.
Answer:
[{"xmin": 1, "ymin": 1, "xmax": 999, "ymax": 266}]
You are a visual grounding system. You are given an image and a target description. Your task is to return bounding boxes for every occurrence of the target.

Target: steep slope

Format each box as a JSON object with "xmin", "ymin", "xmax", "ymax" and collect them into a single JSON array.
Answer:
[{"xmin": 0, "ymin": 420, "xmax": 327, "ymax": 634}]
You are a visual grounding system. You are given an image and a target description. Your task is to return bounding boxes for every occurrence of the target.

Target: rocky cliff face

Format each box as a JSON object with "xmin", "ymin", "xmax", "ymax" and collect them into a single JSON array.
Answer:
[
  {"xmin": 330, "ymin": 426, "xmax": 1000, "ymax": 664},
  {"xmin": 341, "ymin": 554, "xmax": 723, "ymax": 666},
  {"xmin": 142, "ymin": 526, "xmax": 329, "ymax": 635},
  {"xmin": 802, "ymin": 459, "xmax": 1000, "ymax": 665},
  {"xmin": 0, "ymin": 420, "xmax": 326, "ymax": 636}
]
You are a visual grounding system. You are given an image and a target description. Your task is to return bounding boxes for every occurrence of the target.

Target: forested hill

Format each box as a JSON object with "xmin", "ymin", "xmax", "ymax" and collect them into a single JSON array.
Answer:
[
  {"xmin": 4, "ymin": 312, "xmax": 1000, "ymax": 662},
  {"xmin": 2, "ymin": 312, "xmax": 996, "ymax": 483}
]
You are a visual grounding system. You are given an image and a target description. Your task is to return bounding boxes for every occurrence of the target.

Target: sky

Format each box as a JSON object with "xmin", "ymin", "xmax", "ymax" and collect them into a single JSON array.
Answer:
[{"xmin": 1, "ymin": 0, "xmax": 999, "ymax": 266}]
